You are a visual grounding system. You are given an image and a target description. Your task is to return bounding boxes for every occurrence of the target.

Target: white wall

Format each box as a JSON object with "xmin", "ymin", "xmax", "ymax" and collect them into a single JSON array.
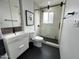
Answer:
[
  {"xmin": 39, "ymin": 6, "xmax": 62, "ymax": 39},
  {"xmin": 60, "ymin": 0, "xmax": 79, "ymax": 59},
  {"xmin": 35, "ymin": 11, "xmax": 40, "ymax": 35},
  {"xmin": 20, "ymin": 0, "xmax": 34, "ymax": 32},
  {"xmin": 34, "ymin": 3, "xmax": 40, "ymax": 35}
]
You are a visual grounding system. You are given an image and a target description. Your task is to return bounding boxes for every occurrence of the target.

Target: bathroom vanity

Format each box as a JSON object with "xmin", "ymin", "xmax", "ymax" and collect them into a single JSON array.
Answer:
[{"xmin": 3, "ymin": 31, "xmax": 29, "ymax": 59}]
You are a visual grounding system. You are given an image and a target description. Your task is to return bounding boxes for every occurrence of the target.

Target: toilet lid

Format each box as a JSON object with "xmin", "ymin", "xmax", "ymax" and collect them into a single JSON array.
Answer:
[{"xmin": 33, "ymin": 36, "xmax": 43, "ymax": 41}]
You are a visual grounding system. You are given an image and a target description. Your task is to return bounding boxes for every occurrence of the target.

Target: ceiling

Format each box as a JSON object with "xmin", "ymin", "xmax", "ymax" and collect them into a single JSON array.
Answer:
[{"xmin": 34, "ymin": 0, "xmax": 64, "ymax": 7}]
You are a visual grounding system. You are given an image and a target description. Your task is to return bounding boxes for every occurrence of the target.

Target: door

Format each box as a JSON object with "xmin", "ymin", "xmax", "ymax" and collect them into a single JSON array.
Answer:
[
  {"xmin": 60, "ymin": 0, "xmax": 79, "ymax": 59},
  {"xmin": 39, "ymin": 6, "xmax": 62, "ymax": 39}
]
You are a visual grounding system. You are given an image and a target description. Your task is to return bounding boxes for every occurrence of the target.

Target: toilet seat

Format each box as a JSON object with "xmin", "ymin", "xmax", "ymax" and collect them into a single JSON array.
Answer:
[{"xmin": 32, "ymin": 36, "xmax": 43, "ymax": 41}]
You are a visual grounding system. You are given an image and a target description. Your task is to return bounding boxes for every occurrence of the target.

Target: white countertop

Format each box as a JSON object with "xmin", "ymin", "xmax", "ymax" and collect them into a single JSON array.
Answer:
[
  {"xmin": 3, "ymin": 31, "xmax": 35, "ymax": 39},
  {"xmin": 3, "ymin": 31, "xmax": 35, "ymax": 41},
  {"xmin": 3, "ymin": 31, "xmax": 27, "ymax": 39}
]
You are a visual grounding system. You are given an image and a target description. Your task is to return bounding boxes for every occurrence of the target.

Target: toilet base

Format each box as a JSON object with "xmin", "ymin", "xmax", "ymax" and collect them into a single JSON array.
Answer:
[{"xmin": 34, "ymin": 41, "xmax": 42, "ymax": 47}]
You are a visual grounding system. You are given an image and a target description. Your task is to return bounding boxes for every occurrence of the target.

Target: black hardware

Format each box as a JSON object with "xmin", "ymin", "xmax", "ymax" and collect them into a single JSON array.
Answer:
[
  {"xmin": 35, "ymin": 2, "xmax": 65, "ymax": 10},
  {"xmin": 68, "ymin": 12, "xmax": 75, "ymax": 15},
  {"xmin": 59, "ymin": 23, "xmax": 61, "ymax": 29},
  {"xmin": 47, "ymin": 5, "xmax": 50, "ymax": 9},
  {"xmin": 13, "ymin": 28, "xmax": 15, "ymax": 33},
  {"xmin": 38, "ymin": 25, "xmax": 40, "ymax": 27},
  {"xmin": 64, "ymin": 12, "xmax": 75, "ymax": 19},
  {"xmin": 60, "ymin": 2, "xmax": 64, "ymax": 7},
  {"xmin": 5, "ymin": 19, "xmax": 17, "ymax": 22}
]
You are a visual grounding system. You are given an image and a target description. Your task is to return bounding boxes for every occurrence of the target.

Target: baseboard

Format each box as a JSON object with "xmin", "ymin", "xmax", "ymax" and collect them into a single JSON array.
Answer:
[
  {"xmin": 40, "ymin": 35, "xmax": 58, "ymax": 40},
  {"xmin": 42, "ymin": 41, "xmax": 59, "ymax": 48}
]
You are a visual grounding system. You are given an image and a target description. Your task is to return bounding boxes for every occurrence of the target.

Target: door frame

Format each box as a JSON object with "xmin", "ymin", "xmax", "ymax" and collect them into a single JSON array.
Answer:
[{"xmin": 58, "ymin": 0, "xmax": 66, "ymax": 44}]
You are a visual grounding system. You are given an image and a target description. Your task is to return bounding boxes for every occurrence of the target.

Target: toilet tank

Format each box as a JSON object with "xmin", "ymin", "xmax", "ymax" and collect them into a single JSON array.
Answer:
[{"xmin": 29, "ymin": 31, "xmax": 36, "ymax": 39}]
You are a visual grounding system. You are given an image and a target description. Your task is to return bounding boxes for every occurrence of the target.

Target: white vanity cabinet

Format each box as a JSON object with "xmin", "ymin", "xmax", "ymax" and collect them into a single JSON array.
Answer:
[
  {"xmin": 0, "ymin": 0, "xmax": 21, "ymax": 28},
  {"xmin": 3, "ymin": 32, "xmax": 29, "ymax": 59},
  {"xmin": 0, "ymin": 0, "xmax": 13, "ymax": 28},
  {"xmin": 10, "ymin": 0, "xmax": 21, "ymax": 27}
]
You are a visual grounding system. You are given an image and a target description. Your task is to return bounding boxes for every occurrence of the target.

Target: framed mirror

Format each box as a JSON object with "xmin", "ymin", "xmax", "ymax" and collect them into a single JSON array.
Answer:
[{"xmin": 25, "ymin": 10, "xmax": 34, "ymax": 26}]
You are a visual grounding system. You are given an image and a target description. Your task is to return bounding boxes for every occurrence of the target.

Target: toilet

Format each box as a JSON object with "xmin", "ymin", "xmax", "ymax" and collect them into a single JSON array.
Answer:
[
  {"xmin": 32, "ymin": 36, "xmax": 44, "ymax": 47},
  {"xmin": 29, "ymin": 31, "xmax": 44, "ymax": 47}
]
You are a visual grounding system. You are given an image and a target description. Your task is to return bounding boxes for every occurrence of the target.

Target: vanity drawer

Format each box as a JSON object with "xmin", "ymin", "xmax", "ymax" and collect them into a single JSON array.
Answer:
[{"xmin": 8, "ymin": 36, "xmax": 29, "ymax": 59}]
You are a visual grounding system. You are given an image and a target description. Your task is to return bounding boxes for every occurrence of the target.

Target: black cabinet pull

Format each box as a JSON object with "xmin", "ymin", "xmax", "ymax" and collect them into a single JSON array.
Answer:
[
  {"xmin": 5, "ymin": 19, "xmax": 17, "ymax": 22},
  {"xmin": 13, "ymin": 28, "xmax": 15, "ymax": 33}
]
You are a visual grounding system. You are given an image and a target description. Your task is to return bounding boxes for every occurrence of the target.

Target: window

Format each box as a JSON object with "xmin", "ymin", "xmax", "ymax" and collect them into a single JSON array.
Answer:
[{"xmin": 43, "ymin": 12, "xmax": 54, "ymax": 24}]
